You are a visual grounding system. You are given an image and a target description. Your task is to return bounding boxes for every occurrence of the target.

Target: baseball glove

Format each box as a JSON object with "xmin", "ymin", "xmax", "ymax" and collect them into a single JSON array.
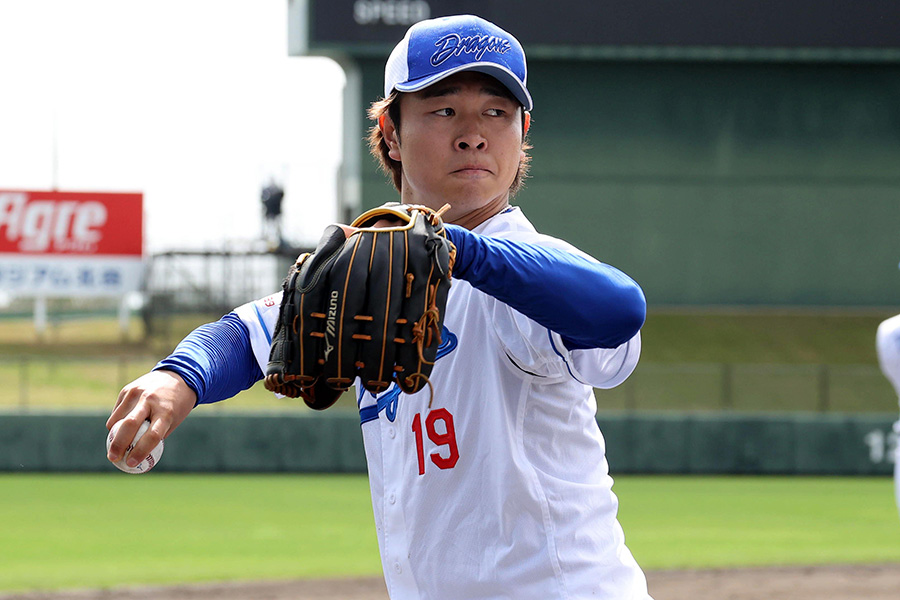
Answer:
[{"xmin": 264, "ymin": 203, "xmax": 456, "ymax": 410}]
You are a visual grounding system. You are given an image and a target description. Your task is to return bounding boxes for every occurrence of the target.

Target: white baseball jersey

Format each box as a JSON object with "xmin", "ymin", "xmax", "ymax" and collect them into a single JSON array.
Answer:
[
  {"xmin": 876, "ymin": 314, "xmax": 900, "ymax": 518},
  {"xmin": 237, "ymin": 208, "xmax": 652, "ymax": 599}
]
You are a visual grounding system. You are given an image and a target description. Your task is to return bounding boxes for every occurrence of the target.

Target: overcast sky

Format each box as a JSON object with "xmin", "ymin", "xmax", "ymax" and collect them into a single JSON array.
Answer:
[{"xmin": 0, "ymin": 0, "xmax": 346, "ymax": 252}]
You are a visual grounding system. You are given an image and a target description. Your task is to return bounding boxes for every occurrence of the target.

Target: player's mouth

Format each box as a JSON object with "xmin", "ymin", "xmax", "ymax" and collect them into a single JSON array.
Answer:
[{"xmin": 451, "ymin": 165, "xmax": 492, "ymax": 177}]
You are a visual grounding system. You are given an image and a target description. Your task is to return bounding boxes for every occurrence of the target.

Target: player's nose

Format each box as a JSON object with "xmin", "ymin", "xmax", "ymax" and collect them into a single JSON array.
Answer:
[
  {"xmin": 454, "ymin": 118, "xmax": 487, "ymax": 151},
  {"xmin": 455, "ymin": 134, "xmax": 487, "ymax": 151}
]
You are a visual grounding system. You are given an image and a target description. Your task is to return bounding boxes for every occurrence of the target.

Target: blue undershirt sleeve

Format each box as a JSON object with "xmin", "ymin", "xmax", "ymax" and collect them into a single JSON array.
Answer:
[
  {"xmin": 153, "ymin": 312, "xmax": 264, "ymax": 405},
  {"xmin": 444, "ymin": 224, "xmax": 646, "ymax": 350}
]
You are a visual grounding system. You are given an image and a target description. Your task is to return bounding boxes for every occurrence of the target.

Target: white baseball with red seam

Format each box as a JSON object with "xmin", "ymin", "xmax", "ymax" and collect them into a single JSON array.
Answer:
[{"xmin": 106, "ymin": 420, "xmax": 163, "ymax": 474}]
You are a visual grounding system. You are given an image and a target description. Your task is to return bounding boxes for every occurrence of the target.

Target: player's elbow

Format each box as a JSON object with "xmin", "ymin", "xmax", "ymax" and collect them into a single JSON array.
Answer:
[
  {"xmin": 564, "ymin": 280, "xmax": 646, "ymax": 350},
  {"xmin": 601, "ymin": 282, "xmax": 646, "ymax": 348},
  {"xmin": 618, "ymin": 283, "xmax": 647, "ymax": 340}
]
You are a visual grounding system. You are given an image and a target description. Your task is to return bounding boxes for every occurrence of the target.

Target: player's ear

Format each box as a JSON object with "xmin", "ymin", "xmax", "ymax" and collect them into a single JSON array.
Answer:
[
  {"xmin": 523, "ymin": 111, "xmax": 531, "ymax": 136},
  {"xmin": 380, "ymin": 113, "xmax": 402, "ymax": 162}
]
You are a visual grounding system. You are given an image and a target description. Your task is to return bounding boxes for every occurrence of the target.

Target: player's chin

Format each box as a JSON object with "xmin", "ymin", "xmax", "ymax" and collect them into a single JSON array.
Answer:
[{"xmin": 444, "ymin": 178, "xmax": 504, "ymax": 200}]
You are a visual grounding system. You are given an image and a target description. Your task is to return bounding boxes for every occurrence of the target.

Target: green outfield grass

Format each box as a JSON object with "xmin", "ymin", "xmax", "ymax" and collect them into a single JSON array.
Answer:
[
  {"xmin": 0, "ymin": 474, "xmax": 897, "ymax": 593},
  {"xmin": 0, "ymin": 474, "xmax": 381, "ymax": 592},
  {"xmin": 615, "ymin": 475, "xmax": 900, "ymax": 569}
]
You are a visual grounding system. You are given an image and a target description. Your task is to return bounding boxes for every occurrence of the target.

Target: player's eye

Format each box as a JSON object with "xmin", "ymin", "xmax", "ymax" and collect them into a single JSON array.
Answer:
[
  {"xmin": 434, "ymin": 108, "xmax": 454, "ymax": 117},
  {"xmin": 485, "ymin": 108, "xmax": 505, "ymax": 117}
]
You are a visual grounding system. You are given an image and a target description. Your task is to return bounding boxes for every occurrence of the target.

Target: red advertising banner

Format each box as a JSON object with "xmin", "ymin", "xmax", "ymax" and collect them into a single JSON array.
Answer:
[
  {"xmin": 0, "ymin": 190, "xmax": 142, "ymax": 256},
  {"xmin": 0, "ymin": 190, "xmax": 143, "ymax": 297}
]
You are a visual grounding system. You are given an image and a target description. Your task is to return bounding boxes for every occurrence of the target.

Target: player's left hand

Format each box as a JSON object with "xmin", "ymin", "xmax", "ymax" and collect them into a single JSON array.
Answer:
[{"xmin": 264, "ymin": 203, "xmax": 455, "ymax": 409}]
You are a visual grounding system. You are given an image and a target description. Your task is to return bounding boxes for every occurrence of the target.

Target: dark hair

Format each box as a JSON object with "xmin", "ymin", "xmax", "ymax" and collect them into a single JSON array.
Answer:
[{"xmin": 367, "ymin": 91, "xmax": 532, "ymax": 194}]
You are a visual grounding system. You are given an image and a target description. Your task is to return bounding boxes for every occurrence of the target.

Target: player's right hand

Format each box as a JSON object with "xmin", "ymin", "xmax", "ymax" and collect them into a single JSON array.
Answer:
[{"xmin": 106, "ymin": 370, "xmax": 196, "ymax": 468}]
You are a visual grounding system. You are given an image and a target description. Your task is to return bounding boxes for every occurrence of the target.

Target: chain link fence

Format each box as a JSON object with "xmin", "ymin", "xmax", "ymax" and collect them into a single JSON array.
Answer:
[
  {"xmin": 1, "ymin": 356, "xmax": 896, "ymax": 414},
  {"xmin": 596, "ymin": 362, "xmax": 897, "ymax": 413}
]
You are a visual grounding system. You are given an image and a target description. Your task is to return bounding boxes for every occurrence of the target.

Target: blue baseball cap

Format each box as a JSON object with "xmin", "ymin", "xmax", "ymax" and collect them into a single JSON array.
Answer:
[{"xmin": 384, "ymin": 15, "xmax": 533, "ymax": 111}]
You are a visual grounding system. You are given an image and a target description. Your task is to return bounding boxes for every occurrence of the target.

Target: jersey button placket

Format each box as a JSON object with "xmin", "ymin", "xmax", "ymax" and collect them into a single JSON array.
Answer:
[{"xmin": 380, "ymin": 417, "xmax": 418, "ymax": 597}]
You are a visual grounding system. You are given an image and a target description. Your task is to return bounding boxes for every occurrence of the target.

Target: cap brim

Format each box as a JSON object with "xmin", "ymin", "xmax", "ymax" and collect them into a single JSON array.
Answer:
[{"xmin": 393, "ymin": 62, "xmax": 533, "ymax": 111}]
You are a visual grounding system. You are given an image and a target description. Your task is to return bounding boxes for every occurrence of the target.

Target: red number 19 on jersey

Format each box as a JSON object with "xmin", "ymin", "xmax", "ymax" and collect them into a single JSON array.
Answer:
[{"xmin": 411, "ymin": 408, "xmax": 459, "ymax": 475}]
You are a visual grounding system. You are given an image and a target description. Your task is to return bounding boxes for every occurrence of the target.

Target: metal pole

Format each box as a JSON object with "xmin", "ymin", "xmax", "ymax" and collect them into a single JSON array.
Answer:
[
  {"xmin": 338, "ymin": 58, "xmax": 362, "ymax": 222},
  {"xmin": 721, "ymin": 363, "xmax": 733, "ymax": 410},
  {"xmin": 817, "ymin": 365, "xmax": 830, "ymax": 412},
  {"xmin": 118, "ymin": 294, "xmax": 130, "ymax": 341},
  {"xmin": 19, "ymin": 358, "xmax": 28, "ymax": 410},
  {"xmin": 51, "ymin": 101, "xmax": 59, "ymax": 191},
  {"xmin": 34, "ymin": 296, "xmax": 48, "ymax": 340}
]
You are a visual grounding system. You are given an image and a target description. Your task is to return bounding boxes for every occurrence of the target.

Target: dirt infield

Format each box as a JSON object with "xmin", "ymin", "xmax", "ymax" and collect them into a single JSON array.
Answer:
[{"xmin": 3, "ymin": 564, "xmax": 900, "ymax": 600}]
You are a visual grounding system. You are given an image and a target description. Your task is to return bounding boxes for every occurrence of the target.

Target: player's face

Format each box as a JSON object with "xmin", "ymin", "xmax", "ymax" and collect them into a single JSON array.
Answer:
[{"xmin": 385, "ymin": 72, "xmax": 525, "ymax": 223}]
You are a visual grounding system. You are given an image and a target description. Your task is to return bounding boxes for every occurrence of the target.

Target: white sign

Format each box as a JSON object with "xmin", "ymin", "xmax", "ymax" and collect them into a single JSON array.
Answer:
[{"xmin": 0, "ymin": 255, "xmax": 143, "ymax": 298}]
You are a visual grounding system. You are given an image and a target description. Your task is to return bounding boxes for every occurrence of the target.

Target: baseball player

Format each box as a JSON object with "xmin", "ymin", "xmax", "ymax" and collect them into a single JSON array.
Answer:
[
  {"xmin": 876, "ymin": 305, "xmax": 900, "ymax": 519},
  {"xmin": 107, "ymin": 14, "xmax": 652, "ymax": 599}
]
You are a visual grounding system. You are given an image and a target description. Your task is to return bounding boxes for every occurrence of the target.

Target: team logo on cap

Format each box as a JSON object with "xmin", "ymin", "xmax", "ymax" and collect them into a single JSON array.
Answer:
[{"xmin": 430, "ymin": 33, "xmax": 512, "ymax": 67}]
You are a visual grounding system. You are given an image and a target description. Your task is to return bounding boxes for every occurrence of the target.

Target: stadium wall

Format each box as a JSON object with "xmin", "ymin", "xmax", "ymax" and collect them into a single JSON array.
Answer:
[
  {"xmin": 1, "ymin": 412, "xmax": 894, "ymax": 475},
  {"xmin": 356, "ymin": 58, "xmax": 900, "ymax": 307}
]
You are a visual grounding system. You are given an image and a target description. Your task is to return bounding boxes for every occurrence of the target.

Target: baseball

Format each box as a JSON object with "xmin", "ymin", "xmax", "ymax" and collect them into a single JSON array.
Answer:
[{"xmin": 106, "ymin": 420, "xmax": 163, "ymax": 474}]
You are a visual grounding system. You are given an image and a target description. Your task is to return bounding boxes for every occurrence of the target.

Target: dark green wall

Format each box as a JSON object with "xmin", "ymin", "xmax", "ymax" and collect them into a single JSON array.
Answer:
[
  {"xmin": 356, "ymin": 58, "xmax": 900, "ymax": 307},
  {"xmin": 1, "ymin": 412, "xmax": 894, "ymax": 475},
  {"xmin": 0, "ymin": 413, "xmax": 367, "ymax": 473}
]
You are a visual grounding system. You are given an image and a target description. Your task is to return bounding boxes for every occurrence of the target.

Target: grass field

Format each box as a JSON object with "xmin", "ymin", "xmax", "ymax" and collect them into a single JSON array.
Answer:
[{"xmin": 0, "ymin": 474, "xmax": 898, "ymax": 593}]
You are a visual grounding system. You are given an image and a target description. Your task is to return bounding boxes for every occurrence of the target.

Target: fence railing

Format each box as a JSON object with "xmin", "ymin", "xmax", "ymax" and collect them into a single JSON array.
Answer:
[
  {"xmin": 0, "ymin": 356, "xmax": 159, "ymax": 411},
  {"xmin": 0, "ymin": 356, "xmax": 896, "ymax": 414},
  {"xmin": 596, "ymin": 362, "xmax": 897, "ymax": 413}
]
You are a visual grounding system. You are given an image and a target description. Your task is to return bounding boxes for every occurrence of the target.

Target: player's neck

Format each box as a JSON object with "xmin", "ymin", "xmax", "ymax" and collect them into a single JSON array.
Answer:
[{"xmin": 448, "ymin": 195, "xmax": 510, "ymax": 230}]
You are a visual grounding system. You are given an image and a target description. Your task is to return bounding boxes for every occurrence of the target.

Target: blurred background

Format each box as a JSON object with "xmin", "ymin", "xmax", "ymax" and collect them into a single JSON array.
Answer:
[{"xmin": 0, "ymin": 0, "xmax": 898, "ymax": 476}]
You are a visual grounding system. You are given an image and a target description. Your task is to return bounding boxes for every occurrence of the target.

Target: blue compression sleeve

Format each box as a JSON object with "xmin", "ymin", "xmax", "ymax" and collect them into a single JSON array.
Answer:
[
  {"xmin": 444, "ymin": 225, "xmax": 646, "ymax": 349},
  {"xmin": 154, "ymin": 312, "xmax": 263, "ymax": 405}
]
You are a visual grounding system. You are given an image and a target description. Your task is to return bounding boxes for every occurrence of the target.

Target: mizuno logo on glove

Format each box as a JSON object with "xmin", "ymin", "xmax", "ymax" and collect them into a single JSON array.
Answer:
[{"xmin": 324, "ymin": 290, "xmax": 339, "ymax": 361}]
